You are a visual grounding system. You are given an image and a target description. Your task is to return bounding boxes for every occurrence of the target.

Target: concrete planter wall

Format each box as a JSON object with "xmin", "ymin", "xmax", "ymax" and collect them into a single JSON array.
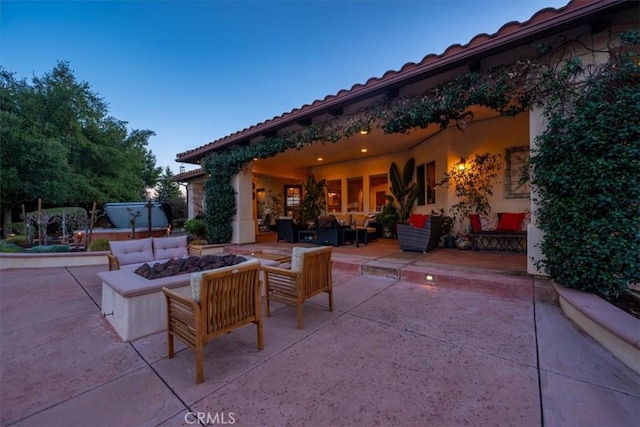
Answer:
[{"xmin": 552, "ymin": 281, "xmax": 640, "ymax": 375}]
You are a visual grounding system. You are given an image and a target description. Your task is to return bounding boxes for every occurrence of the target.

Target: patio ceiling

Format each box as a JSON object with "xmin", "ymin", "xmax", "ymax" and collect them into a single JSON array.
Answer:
[{"xmin": 251, "ymin": 105, "xmax": 500, "ymax": 177}]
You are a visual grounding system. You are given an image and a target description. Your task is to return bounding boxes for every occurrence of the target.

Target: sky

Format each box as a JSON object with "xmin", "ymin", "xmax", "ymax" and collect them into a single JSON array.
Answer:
[{"xmin": 1, "ymin": 0, "xmax": 569, "ymax": 174}]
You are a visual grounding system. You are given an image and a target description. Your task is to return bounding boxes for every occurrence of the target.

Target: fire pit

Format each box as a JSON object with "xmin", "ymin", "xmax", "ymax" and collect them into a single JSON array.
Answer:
[{"xmin": 134, "ymin": 254, "xmax": 247, "ymax": 279}]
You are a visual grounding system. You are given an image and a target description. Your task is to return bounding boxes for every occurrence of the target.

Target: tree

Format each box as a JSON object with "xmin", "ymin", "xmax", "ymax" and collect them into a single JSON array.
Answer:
[
  {"xmin": 155, "ymin": 167, "xmax": 185, "ymax": 222},
  {"xmin": 0, "ymin": 61, "xmax": 161, "ymax": 231},
  {"xmin": 437, "ymin": 152, "xmax": 502, "ymax": 227}
]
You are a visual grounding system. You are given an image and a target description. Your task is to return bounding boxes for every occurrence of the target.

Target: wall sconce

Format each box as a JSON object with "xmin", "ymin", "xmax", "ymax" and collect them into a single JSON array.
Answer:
[
  {"xmin": 179, "ymin": 165, "xmax": 185, "ymax": 174},
  {"xmin": 456, "ymin": 111, "xmax": 474, "ymax": 131},
  {"xmin": 456, "ymin": 157, "xmax": 466, "ymax": 171},
  {"xmin": 165, "ymin": 224, "xmax": 172, "ymax": 236},
  {"xmin": 359, "ymin": 127, "xmax": 369, "ymax": 135}
]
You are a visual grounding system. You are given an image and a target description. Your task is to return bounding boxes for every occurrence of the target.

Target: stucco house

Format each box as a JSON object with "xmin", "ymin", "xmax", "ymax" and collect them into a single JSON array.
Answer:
[{"xmin": 174, "ymin": 0, "xmax": 638, "ymax": 276}]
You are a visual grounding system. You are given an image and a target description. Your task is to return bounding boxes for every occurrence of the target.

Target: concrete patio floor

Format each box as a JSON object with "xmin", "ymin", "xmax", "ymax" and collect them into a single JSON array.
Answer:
[{"xmin": 1, "ymin": 261, "xmax": 639, "ymax": 426}]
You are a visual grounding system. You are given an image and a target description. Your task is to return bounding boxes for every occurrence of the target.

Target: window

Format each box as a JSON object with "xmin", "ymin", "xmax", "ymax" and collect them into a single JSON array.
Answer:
[
  {"xmin": 284, "ymin": 185, "xmax": 302, "ymax": 219},
  {"xmin": 346, "ymin": 177, "xmax": 363, "ymax": 212},
  {"xmin": 417, "ymin": 161, "xmax": 436, "ymax": 205},
  {"xmin": 369, "ymin": 174, "xmax": 388, "ymax": 211},
  {"xmin": 326, "ymin": 179, "xmax": 342, "ymax": 212}
]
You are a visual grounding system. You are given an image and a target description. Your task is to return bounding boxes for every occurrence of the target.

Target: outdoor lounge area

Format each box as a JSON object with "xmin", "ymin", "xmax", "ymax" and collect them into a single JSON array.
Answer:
[{"xmin": 1, "ymin": 241, "xmax": 638, "ymax": 426}]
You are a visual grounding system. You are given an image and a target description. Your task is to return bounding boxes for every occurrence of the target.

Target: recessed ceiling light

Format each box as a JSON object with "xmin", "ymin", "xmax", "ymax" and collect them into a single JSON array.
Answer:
[
  {"xmin": 361, "ymin": 148, "xmax": 368, "ymax": 153},
  {"xmin": 317, "ymin": 157, "xmax": 323, "ymax": 161}
]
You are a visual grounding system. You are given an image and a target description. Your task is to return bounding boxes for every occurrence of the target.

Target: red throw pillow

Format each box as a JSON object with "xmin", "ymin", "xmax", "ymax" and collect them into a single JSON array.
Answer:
[
  {"xmin": 469, "ymin": 214, "xmax": 482, "ymax": 233},
  {"xmin": 497, "ymin": 213, "xmax": 526, "ymax": 231},
  {"xmin": 409, "ymin": 214, "xmax": 429, "ymax": 228}
]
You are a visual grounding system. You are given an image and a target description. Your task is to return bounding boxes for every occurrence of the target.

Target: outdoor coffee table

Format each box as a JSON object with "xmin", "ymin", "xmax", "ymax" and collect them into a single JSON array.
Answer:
[
  {"xmin": 298, "ymin": 229, "xmax": 317, "ymax": 243},
  {"xmin": 343, "ymin": 227, "xmax": 368, "ymax": 247}
]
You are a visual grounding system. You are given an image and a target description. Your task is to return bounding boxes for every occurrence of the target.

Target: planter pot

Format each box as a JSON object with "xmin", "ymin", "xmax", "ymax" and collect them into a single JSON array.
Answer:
[
  {"xmin": 445, "ymin": 235, "xmax": 456, "ymax": 249},
  {"xmin": 455, "ymin": 235, "xmax": 472, "ymax": 250}
]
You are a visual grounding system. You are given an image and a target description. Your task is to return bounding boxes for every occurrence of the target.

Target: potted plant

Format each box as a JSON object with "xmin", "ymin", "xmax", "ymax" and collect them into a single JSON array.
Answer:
[
  {"xmin": 260, "ymin": 190, "xmax": 282, "ymax": 230},
  {"xmin": 388, "ymin": 158, "xmax": 421, "ymax": 224},
  {"xmin": 377, "ymin": 198, "xmax": 399, "ymax": 238},
  {"xmin": 431, "ymin": 208, "xmax": 455, "ymax": 248},
  {"xmin": 437, "ymin": 152, "xmax": 501, "ymax": 247},
  {"xmin": 300, "ymin": 174, "xmax": 327, "ymax": 224}
]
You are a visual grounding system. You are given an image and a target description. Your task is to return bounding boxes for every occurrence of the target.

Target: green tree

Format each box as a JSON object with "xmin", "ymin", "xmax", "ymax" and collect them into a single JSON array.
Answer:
[
  {"xmin": 155, "ymin": 167, "xmax": 185, "ymax": 221},
  {"xmin": 0, "ymin": 61, "xmax": 161, "ymax": 230}
]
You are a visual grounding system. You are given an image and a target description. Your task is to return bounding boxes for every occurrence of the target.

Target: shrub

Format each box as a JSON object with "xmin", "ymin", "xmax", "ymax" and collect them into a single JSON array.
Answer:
[
  {"xmin": 4, "ymin": 235, "xmax": 27, "ymax": 246},
  {"xmin": 184, "ymin": 218, "xmax": 206, "ymax": 238},
  {"xmin": 88, "ymin": 239, "xmax": 110, "ymax": 251},
  {"xmin": 531, "ymin": 32, "xmax": 640, "ymax": 298},
  {"xmin": 172, "ymin": 218, "xmax": 186, "ymax": 229},
  {"xmin": 0, "ymin": 242, "xmax": 24, "ymax": 253},
  {"xmin": 7, "ymin": 222, "xmax": 25, "ymax": 235},
  {"xmin": 26, "ymin": 245, "xmax": 70, "ymax": 253}
]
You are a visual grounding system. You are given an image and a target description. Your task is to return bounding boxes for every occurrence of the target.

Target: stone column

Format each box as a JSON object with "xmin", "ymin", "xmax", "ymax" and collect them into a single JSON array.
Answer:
[
  {"xmin": 528, "ymin": 105, "xmax": 547, "ymax": 276},
  {"xmin": 231, "ymin": 163, "xmax": 256, "ymax": 244}
]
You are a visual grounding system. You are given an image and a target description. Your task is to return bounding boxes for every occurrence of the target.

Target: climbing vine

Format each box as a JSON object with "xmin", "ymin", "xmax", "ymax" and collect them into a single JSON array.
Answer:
[{"xmin": 530, "ymin": 31, "xmax": 640, "ymax": 298}]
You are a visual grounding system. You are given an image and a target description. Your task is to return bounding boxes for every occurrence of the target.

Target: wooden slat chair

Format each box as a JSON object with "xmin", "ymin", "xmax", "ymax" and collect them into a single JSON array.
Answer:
[
  {"xmin": 161, "ymin": 259, "xmax": 263, "ymax": 384},
  {"xmin": 262, "ymin": 246, "xmax": 333, "ymax": 329}
]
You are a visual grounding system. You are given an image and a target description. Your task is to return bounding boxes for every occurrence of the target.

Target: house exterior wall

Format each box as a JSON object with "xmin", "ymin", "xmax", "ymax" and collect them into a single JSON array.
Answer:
[{"xmin": 179, "ymin": 5, "xmax": 639, "ymax": 254}]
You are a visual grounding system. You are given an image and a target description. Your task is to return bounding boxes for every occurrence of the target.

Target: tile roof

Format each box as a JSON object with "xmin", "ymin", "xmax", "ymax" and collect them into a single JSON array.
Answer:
[{"xmin": 176, "ymin": 0, "xmax": 627, "ymax": 163}]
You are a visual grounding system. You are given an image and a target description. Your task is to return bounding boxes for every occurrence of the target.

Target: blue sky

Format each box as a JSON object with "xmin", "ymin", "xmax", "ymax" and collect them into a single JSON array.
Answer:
[{"xmin": 1, "ymin": 0, "xmax": 568, "ymax": 173}]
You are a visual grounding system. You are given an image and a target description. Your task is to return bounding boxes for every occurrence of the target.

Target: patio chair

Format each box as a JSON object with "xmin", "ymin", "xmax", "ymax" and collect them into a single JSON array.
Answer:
[
  {"xmin": 276, "ymin": 216, "xmax": 299, "ymax": 243},
  {"xmin": 161, "ymin": 259, "xmax": 263, "ymax": 384},
  {"xmin": 396, "ymin": 215, "xmax": 443, "ymax": 253},
  {"xmin": 262, "ymin": 246, "xmax": 333, "ymax": 329},
  {"xmin": 316, "ymin": 215, "xmax": 343, "ymax": 246}
]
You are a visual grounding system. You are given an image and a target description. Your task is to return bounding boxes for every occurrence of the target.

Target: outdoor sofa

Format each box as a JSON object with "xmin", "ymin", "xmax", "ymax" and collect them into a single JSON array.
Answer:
[{"xmin": 107, "ymin": 235, "xmax": 192, "ymax": 270}]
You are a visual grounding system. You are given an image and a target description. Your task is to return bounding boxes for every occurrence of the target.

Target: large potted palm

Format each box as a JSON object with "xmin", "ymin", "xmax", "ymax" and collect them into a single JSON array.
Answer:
[
  {"xmin": 388, "ymin": 158, "xmax": 421, "ymax": 223},
  {"xmin": 299, "ymin": 174, "xmax": 327, "ymax": 225}
]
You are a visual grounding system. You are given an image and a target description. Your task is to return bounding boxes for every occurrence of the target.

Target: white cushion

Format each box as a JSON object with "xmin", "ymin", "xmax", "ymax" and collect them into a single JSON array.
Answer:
[
  {"xmin": 153, "ymin": 235, "xmax": 188, "ymax": 260},
  {"xmin": 110, "ymin": 238, "xmax": 154, "ymax": 266},
  {"xmin": 291, "ymin": 246, "xmax": 327, "ymax": 272},
  {"xmin": 189, "ymin": 259, "xmax": 260, "ymax": 302},
  {"xmin": 479, "ymin": 214, "xmax": 498, "ymax": 231}
]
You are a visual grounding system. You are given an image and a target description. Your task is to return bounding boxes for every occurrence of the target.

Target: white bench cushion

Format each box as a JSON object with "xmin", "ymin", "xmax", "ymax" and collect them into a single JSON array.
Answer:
[
  {"xmin": 153, "ymin": 235, "xmax": 188, "ymax": 260},
  {"xmin": 110, "ymin": 237, "xmax": 154, "ymax": 266}
]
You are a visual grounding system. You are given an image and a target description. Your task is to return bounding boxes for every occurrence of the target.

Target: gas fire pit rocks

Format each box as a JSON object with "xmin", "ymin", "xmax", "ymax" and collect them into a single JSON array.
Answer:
[{"xmin": 134, "ymin": 254, "xmax": 247, "ymax": 279}]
